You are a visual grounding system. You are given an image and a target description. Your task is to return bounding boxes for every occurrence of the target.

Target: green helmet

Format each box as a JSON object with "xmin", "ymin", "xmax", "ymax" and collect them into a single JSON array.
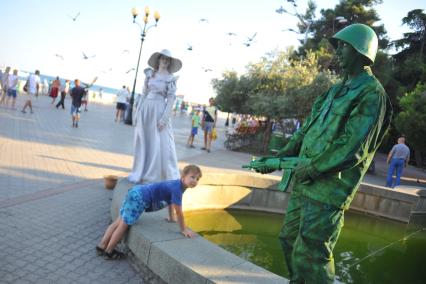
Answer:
[{"xmin": 329, "ymin": 23, "xmax": 378, "ymax": 65}]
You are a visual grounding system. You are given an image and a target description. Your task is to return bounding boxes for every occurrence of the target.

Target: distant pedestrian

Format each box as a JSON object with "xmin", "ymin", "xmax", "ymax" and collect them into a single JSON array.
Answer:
[
  {"xmin": 6, "ymin": 69, "xmax": 19, "ymax": 109},
  {"xmin": 49, "ymin": 76, "xmax": 61, "ymax": 104},
  {"xmin": 56, "ymin": 79, "xmax": 70, "ymax": 109},
  {"xmin": 96, "ymin": 164, "xmax": 202, "ymax": 260},
  {"xmin": 21, "ymin": 70, "xmax": 40, "ymax": 114},
  {"xmin": 201, "ymin": 97, "xmax": 218, "ymax": 153},
  {"xmin": 98, "ymin": 88, "xmax": 103, "ymax": 100},
  {"xmin": 81, "ymin": 89, "xmax": 89, "ymax": 111},
  {"xmin": 231, "ymin": 112, "xmax": 237, "ymax": 127},
  {"xmin": 386, "ymin": 137, "xmax": 410, "ymax": 188},
  {"xmin": 0, "ymin": 66, "xmax": 11, "ymax": 104},
  {"xmin": 115, "ymin": 86, "xmax": 129, "ymax": 122},
  {"xmin": 187, "ymin": 110, "xmax": 200, "ymax": 148},
  {"xmin": 70, "ymin": 79, "xmax": 85, "ymax": 128}
]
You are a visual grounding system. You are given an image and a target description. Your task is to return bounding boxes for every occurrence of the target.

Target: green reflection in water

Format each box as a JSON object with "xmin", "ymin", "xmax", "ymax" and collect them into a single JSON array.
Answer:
[{"xmin": 185, "ymin": 209, "xmax": 426, "ymax": 284}]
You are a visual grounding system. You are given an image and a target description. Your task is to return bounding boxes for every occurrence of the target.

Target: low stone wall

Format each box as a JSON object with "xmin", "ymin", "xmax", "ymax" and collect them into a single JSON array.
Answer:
[
  {"xmin": 350, "ymin": 183, "xmax": 426, "ymax": 223},
  {"xmin": 111, "ymin": 172, "xmax": 426, "ymax": 283},
  {"xmin": 184, "ymin": 173, "xmax": 426, "ymax": 224},
  {"xmin": 111, "ymin": 177, "xmax": 287, "ymax": 284}
]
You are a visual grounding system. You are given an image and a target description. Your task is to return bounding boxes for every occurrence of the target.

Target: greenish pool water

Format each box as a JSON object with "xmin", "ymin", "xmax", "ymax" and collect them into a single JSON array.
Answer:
[{"xmin": 185, "ymin": 209, "xmax": 426, "ymax": 284}]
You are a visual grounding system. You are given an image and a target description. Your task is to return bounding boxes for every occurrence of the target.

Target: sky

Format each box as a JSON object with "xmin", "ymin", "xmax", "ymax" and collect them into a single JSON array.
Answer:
[{"xmin": 0, "ymin": 0, "xmax": 423, "ymax": 104}]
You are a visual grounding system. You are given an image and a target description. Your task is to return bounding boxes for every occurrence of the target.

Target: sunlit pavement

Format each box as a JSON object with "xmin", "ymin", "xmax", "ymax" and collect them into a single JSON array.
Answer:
[{"xmin": 0, "ymin": 94, "xmax": 227, "ymax": 283}]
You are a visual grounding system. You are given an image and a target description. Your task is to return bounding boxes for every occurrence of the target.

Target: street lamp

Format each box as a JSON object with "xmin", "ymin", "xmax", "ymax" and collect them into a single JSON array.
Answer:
[{"xmin": 124, "ymin": 6, "xmax": 160, "ymax": 125}]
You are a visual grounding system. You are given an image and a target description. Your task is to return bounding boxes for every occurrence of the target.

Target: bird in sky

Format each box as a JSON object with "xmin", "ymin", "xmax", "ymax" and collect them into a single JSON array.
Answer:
[
  {"xmin": 187, "ymin": 44, "xmax": 193, "ymax": 51},
  {"xmin": 54, "ymin": 54, "xmax": 64, "ymax": 60},
  {"xmin": 126, "ymin": 68, "xmax": 135, "ymax": 74},
  {"xmin": 82, "ymin": 52, "xmax": 96, "ymax": 60},
  {"xmin": 282, "ymin": 28, "xmax": 298, "ymax": 33},
  {"xmin": 101, "ymin": 68, "xmax": 113, "ymax": 74},
  {"xmin": 243, "ymin": 32, "xmax": 257, "ymax": 47},
  {"xmin": 287, "ymin": 0, "xmax": 297, "ymax": 8},
  {"xmin": 122, "ymin": 49, "xmax": 130, "ymax": 54},
  {"xmin": 226, "ymin": 32, "xmax": 238, "ymax": 45},
  {"xmin": 202, "ymin": 67, "xmax": 212, "ymax": 72},
  {"xmin": 68, "ymin": 12, "xmax": 80, "ymax": 22},
  {"xmin": 199, "ymin": 18, "xmax": 209, "ymax": 23},
  {"xmin": 276, "ymin": 6, "xmax": 286, "ymax": 14},
  {"xmin": 246, "ymin": 32, "xmax": 257, "ymax": 42}
]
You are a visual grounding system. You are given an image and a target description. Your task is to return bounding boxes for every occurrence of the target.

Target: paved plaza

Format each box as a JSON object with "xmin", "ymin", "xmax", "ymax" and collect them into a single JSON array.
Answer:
[
  {"xmin": 0, "ymin": 95, "xmax": 227, "ymax": 284},
  {"xmin": 1, "ymin": 94, "xmax": 425, "ymax": 284}
]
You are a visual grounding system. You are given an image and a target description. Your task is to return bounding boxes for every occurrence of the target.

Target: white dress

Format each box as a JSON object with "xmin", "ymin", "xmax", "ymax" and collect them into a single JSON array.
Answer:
[{"xmin": 128, "ymin": 69, "xmax": 180, "ymax": 183}]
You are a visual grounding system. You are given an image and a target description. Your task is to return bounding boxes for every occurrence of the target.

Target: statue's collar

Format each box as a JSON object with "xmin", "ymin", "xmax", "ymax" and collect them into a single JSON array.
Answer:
[{"xmin": 344, "ymin": 66, "xmax": 373, "ymax": 90}]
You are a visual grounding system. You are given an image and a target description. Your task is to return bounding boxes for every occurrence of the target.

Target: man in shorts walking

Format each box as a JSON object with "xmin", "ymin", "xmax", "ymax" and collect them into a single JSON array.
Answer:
[
  {"xmin": 21, "ymin": 70, "xmax": 40, "ymax": 114},
  {"xmin": 70, "ymin": 79, "xmax": 85, "ymax": 128}
]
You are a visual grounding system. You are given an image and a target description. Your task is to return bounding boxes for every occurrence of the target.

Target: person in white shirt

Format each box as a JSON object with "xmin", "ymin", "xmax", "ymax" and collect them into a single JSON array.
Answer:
[
  {"xmin": 115, "ymin": 85, "xmax": 129, "ymax": 122},
  {"xmin": 21, "ymin": 70, "xmax": 41, "ymax": 114},
  {"xmin": 6, "ymin": 69, "xmax": 19, "ymax": 109},
  {"xmin": 0, "ymin": 66, "xmax": 11, "ymax": 104}
]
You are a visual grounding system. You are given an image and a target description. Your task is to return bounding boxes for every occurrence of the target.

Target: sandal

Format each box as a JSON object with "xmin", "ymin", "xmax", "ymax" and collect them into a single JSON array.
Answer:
[
  {"xmin": 104, "ymin": 249, "xmax": 126, "ymax": 260},
  {"xmin": 95, "ymin": 246, "xmax": 105, "ymax": 256}
]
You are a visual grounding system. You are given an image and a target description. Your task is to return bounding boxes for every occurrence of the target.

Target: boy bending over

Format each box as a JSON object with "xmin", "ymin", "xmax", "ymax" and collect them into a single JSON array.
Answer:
[{"xmin": 97, "ymin": 164, "xmax": 202, "ymax": 260}]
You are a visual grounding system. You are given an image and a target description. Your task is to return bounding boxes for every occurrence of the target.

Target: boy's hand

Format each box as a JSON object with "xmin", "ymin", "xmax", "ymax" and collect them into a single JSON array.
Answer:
[{"xmin": 181, "ymin": 228, "xmax": 195, "ymax": 238}]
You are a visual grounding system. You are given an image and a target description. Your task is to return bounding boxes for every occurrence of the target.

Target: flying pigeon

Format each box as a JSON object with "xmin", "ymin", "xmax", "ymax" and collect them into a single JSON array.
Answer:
[
  {"xmin": 276, "ymin": 6, "xmax": 286, "ymax": 14},
  {"xmin": 247, "ymin": 32, "xmax": 257, "ymax": 42},
  {"xmin": 82, "ymin": 52, "xmax": 96, "ymax": 60},
  {"xmin": 68, "ymin": 12, "xmax": 80, "ymax": 22}
]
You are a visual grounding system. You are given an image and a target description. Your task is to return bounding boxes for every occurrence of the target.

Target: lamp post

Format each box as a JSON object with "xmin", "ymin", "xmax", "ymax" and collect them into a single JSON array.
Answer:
[{"xmin": 124, "ymin": 6, "xmax": 160, "ymax": 125}]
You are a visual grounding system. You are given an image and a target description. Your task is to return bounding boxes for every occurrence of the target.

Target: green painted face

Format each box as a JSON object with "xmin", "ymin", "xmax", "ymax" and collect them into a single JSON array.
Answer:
[{"xmin": 335, "ymin": 40, "xmax": 359, "ymax": 73}]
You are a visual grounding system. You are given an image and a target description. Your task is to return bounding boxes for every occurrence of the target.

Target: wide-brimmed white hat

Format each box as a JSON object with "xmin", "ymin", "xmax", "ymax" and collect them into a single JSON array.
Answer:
[{"xmin": 148, "ymin": 49, "xmax": 182, "ymax": 73}]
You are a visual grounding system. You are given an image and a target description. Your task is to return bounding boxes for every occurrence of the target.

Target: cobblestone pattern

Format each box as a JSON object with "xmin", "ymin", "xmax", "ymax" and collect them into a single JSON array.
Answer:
[
  {"xmin": 0, "ymin": 182, "xmax": 145, "ymax": 283},
  {"xmin": 0, "ymin": 95, "xmax": 228, "ymax": 283}
]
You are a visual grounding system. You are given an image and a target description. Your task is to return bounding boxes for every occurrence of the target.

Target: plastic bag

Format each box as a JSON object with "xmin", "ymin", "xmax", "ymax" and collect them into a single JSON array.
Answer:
[{"xmin": 212, "ymin": 128, "xmax": 217, "ymax": 140}]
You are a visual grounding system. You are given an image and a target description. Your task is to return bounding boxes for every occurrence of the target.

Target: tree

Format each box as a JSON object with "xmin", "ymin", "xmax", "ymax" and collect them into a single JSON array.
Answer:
[
  {"xmin": 395, "ymin": 83, "xmax": 426, "ymax": 167},
  {"xmin": 392, "ymin": 9, "xmax": 426, "ymax": 91},
  {"xmin": 283, "ymin": 0, "xmax": 388, "ymax": 71},
  {"xmin": 212, "ymin": 71, "xmax": 249, "ymax": 113},
  {"xmin": 212, "ymin": 49, "xmax": 336, "ymax": 152}
]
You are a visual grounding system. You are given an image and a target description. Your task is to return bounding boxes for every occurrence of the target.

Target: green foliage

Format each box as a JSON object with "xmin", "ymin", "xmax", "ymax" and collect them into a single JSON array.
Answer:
[
  {"xmin": 212, "ymin": 49, "xmax": 337, "ymax": 121},
  {"xmin": 392, "ymin": 9, "xmax": 426, "ymax": 91},
  {"xmin": 395, "ymin": 83, "xmax": 426, "ymax": 152}
]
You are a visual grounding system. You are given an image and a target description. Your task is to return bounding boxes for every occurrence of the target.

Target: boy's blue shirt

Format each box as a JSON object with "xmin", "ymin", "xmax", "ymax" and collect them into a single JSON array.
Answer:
[{"xmin": 133, "ymin": 179, "xmax": 184, "ymax": 212}]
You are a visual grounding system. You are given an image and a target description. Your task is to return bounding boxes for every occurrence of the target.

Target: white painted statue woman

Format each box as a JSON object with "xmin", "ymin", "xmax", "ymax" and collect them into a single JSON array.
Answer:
[{"xmin": 128, "ymin": 49, "xmax": 182, "ymax": 183}]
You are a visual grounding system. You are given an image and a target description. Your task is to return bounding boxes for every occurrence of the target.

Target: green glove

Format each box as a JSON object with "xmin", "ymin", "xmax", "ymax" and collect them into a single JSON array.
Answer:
[{"xmin": 256, "ymin": 156, "xmax": 278, "ymax": 174}]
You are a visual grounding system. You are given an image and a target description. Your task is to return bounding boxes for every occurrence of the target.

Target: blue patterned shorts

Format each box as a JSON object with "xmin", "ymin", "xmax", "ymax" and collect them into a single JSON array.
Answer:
[{"xmin": 119, "ymin": 188, "xmax": 148, "ymax": 225}]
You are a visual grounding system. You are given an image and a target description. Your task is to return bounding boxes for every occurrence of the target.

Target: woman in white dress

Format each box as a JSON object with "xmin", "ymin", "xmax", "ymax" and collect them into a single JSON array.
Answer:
[{"xmin": 128, "ymin": 49, "xmax": 182, "ymax": 183}]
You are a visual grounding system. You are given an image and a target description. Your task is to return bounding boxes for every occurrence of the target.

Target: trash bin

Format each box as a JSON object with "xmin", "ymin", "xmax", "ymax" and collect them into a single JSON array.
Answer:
[{"xmin": 268, "ymin": 132, "xmax": 285, "ymax": 154}]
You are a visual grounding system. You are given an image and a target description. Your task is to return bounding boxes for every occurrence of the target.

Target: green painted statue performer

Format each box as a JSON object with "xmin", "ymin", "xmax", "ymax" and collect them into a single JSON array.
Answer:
[{"xmin": 244, "ymin": 24, "xmax": 392, "ymax": 283}]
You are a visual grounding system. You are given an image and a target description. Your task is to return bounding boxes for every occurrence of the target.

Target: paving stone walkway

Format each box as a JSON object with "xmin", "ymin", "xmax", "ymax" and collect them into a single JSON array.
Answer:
[{"xmin": 0, "ymin": 95, "xmax": 226, "ymax": 283}]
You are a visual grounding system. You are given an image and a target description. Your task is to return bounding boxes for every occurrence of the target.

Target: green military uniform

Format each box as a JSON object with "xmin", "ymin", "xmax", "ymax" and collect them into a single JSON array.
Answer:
[{"xmin": 275, "ymin": 24, "xmax": 392, "ymax": 283}]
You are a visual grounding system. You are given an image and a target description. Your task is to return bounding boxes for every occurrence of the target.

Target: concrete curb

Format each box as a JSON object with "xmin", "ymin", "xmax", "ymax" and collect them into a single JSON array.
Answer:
[{"xmin": 111, "ymin": 178, "xmax": 288, "ymax": 284}]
